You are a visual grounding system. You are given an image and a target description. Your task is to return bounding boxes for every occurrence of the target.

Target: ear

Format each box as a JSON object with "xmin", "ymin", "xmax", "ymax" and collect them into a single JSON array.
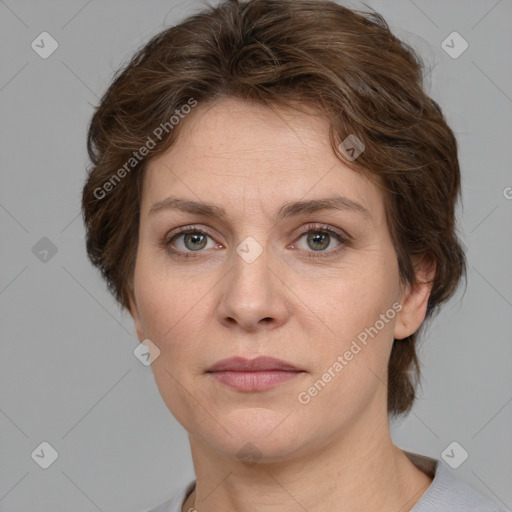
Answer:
[
  {"xmin": 394, "ymin": 254, "xmax": 436, "ymax": 340},
  {"xmin": 127, "ymin": 290, "xmax": 145, "ymax": 342}
]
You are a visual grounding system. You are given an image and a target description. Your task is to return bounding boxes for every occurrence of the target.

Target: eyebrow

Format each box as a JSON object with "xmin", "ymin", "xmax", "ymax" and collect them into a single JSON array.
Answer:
[{"xmin": 148, "ymin": 195, "xmax": 371, "ymax": 223}]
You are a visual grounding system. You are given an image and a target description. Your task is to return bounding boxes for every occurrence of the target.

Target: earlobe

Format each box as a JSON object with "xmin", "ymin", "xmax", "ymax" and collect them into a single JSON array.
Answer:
[{"xmin": 393, "ymin": 255, "xmax": 436, "ymax": 340}]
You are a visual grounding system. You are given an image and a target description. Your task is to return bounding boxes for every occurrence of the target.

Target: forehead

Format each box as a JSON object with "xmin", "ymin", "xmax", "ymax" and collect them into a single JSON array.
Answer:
[{"xmin": 141, "ymin": 98, "xmax": 383, "ymax": 224}]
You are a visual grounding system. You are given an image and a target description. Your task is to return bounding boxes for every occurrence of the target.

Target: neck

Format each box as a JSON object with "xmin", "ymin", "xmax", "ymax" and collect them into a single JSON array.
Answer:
[{"xmin": 182, "ymin": 412, "xmax": 432, "ymax": 512}]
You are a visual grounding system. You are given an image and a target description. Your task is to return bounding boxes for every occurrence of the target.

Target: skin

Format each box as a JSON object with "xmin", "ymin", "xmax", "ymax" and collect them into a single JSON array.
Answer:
[{"xmin": 128, "ymin": 97, "xmax": 434, "ymax": 512}]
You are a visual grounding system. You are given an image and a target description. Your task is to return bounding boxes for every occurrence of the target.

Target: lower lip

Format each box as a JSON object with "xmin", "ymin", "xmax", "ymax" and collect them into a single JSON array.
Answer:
[{"xmin": 208, "ymin": 370, "xmax": 303, "ymax": 391}]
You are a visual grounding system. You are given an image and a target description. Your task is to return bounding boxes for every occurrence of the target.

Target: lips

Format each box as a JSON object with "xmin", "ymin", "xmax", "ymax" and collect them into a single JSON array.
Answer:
[
  {"xmin": 206, "ymin": 356, "xmax": 301, "ymax": 373},
  {"xmin": 206, "ymin": 356, "xmax": 304, "ymax": 392}
]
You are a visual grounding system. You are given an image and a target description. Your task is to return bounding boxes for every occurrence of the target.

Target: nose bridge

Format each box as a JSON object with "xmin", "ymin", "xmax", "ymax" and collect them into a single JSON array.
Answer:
[
  {"xmin": 218, "ymin": 233, "xmax": 288, "ymax": 329},
  {"xmin": 231, "ymin": 235, "xmax": 273, "ymax": 303}
]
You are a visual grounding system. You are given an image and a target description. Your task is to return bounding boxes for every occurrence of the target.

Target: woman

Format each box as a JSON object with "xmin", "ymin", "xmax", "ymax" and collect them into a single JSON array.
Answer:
[{"xmin": 81, "ymin": 1, "xmax": 507, "ymax": 511}]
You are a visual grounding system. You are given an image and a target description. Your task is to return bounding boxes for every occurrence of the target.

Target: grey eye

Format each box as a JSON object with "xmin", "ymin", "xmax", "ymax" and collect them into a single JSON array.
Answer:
[
  {"xmin": 305, "ymin": 232, "xmax": 331, "ymax": 251},
  {"xmin": 182, "ymin": 233, "xmax": 208, "ymax": 251}
]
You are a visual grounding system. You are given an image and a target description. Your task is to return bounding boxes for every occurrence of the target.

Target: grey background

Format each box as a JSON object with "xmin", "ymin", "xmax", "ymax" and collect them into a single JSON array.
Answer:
[{"xmin": 0, "ymin": 0, "xmax": 511, "ymax": 511}]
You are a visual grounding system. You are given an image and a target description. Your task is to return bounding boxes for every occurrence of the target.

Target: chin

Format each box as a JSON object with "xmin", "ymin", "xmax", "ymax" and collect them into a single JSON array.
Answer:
[
  {"xmin": 193, "ymin": 409, "xmax": 307, "ymax": 460},
  {"xmin": 212, "ymin": 433, "xmax": 306, "ymax": 466}
]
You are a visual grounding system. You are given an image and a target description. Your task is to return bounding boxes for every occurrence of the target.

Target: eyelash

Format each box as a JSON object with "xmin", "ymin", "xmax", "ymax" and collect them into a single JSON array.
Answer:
[{"xmin": 160, "ymin": 223, "xmax": 351, "ymax": 260}]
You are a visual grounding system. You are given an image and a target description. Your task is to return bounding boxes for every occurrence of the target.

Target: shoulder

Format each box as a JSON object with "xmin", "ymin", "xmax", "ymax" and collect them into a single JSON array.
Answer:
[
  {"xmin": 404, "ymin": 451, "xmax": 509, "ymax": 512},
  {"xmin": 144, "ymin": 480, "xmax": 196, "ymax": 512}
]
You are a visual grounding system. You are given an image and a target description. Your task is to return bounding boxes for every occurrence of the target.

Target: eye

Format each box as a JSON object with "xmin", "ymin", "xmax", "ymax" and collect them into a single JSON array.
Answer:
[
  {"xmin": 161, "ymin": 225, "xmax": 219, "ymax": 258},
  {"xmin": 160, "ymin": 223, "xmax": 351, "ymax": 259},
  {"xmin": 292, "ymin": 223, "xmax": 349, "ymax": 259}
]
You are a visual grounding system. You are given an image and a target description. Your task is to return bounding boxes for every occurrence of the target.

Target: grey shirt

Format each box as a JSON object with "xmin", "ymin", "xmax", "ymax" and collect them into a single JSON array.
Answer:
[{"xmin": 146, "ymin": 450, "xmax": 509, "ymax": 512}]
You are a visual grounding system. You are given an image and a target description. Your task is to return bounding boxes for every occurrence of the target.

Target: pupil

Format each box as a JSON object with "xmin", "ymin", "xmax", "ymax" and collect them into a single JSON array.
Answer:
[
  {"xmin": 308, "ymin": 232, "xmax": 329, "ymax": 251},
  {"xmin": 185, "ymin": 233, "xmax": 207, "ymax": 251}
]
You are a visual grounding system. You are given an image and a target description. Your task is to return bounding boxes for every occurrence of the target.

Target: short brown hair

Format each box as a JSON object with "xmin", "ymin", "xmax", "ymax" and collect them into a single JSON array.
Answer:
[{"xmin": 81, "ymin": 0, "xmax": 466, "ymax": 417}]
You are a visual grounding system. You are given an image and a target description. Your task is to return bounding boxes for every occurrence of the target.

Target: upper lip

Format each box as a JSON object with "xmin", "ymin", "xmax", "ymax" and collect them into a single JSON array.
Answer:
[{"xmin": 207, "ymin": 356, "xmax": 302, "ymax": 372}]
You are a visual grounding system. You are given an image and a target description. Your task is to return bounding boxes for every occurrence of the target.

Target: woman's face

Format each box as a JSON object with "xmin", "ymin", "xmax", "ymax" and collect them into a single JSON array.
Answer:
[{"xmin": 128, "ymin": 97, "xmax": 423, "ymax": 462}]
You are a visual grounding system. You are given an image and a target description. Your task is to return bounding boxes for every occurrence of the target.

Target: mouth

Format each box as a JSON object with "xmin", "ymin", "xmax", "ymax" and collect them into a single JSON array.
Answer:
[{"xmin": 206, "ymin": 356, "xmax": 305, "ymax": 392}]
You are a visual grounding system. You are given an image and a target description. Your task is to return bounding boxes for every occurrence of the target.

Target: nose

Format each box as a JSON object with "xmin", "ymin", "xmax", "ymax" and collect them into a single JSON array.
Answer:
[{"xmin": 217, "ymin": 242, "xmax": 290, "ymax": 332}]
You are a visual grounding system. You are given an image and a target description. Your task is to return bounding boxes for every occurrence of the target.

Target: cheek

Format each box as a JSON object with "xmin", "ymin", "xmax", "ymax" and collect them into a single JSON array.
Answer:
[
  {"xmin": 137, "ymin": 281, "xmax": 203, "ymax": 359},
  {"xmin": 133, "ymin": 258, "xmax": 216, "ymax": 383},
  {"xmin": 133, "ymin": 268, "xmax": 211, "ymax": 427},
  {"xmin": 134, "ymin": 248, "xmax": 201, "ymax": 338},
  {"xmin": 295, "ymin": 277, "xmax": 397, "ymax": 423},
  {"xmin": 295, "ymin": 255, "xmax": 400, "ymax": 409},
  {"xmin": 294, "ymin": 258, "xmax": 398, "ymax": 347}
]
